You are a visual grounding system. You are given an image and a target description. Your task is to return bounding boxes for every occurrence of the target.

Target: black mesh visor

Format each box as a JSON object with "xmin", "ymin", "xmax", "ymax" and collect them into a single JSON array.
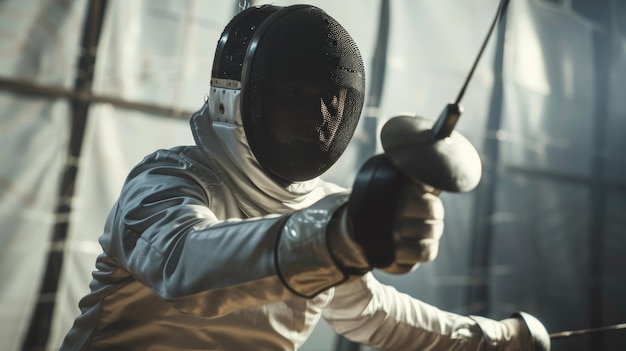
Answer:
[
  {"xmin": 212, "ymin": 5, "xmax": 280, "ymax": 82},
  {"xmin": 242, "ymin": 6, "xmax": 365, "ymax": 182}
]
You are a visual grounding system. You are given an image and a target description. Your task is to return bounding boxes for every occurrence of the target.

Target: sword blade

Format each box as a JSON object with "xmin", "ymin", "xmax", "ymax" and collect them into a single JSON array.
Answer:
[{"xmin": 550, "ymin": 323, "xmax": 626, "ymax": 339}]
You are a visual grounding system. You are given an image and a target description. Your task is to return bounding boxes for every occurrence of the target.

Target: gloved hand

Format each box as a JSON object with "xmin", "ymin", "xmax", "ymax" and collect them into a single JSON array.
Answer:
[
  {"xmin": 471, "ymin": 312, "xmax": 551, "ymax": 351},
  {"xmin": 328, "ymin": 154, "xmax": 445, "ymax": 274},
  {"xmin": 381, "ymin": 180, "xmax": 444, "ymax": 273}
]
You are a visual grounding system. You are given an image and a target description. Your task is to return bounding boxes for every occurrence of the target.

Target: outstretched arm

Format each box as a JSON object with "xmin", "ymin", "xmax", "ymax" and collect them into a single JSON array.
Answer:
[
  {"xmin": 324, "ymin": 273, "xmax": 544, "ymax": 351},
  {"xmin": 101, "ymin": 149, "xmax": 350, "ymax": 318}
]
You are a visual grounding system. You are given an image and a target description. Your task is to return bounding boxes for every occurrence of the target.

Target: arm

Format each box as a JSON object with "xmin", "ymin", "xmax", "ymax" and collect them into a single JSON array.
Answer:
[
  {"xmin": 323, "ymin": 273, "xmax": 484, "ymax": 350},
  {"xmin": 100, "ymin": 149, "xmax": 349, "ymax": 318},
  {"xmin": 324, "ymin": 273, "xmax": 542, "ymax": 351}
]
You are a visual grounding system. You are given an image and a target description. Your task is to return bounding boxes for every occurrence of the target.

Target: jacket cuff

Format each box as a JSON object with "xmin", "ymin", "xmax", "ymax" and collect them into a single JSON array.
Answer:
[{"xmin": 275, "ymin": 193, "xmax": 350, "ymax": 297}]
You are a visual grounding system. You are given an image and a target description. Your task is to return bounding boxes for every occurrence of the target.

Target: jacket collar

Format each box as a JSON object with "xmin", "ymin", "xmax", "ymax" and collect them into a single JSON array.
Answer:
[{"xmin": 189, "ymin": 102, "xmax": 343, "ymax": 217}]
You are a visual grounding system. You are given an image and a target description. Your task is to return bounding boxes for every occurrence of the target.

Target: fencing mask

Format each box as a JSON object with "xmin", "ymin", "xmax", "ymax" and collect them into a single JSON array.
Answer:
[{"xmin": 211, "ymin": 4, "xmax": 365, "ymax": 182}]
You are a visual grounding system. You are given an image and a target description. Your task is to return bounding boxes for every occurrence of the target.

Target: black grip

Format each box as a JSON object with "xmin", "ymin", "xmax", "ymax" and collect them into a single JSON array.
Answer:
[{"xmin": 347, "ymin": 154, "xmax": 408, "ymax": 268}]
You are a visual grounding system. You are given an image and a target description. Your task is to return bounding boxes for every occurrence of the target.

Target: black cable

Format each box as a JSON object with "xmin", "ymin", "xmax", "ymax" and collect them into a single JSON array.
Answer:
[{"xmin": 454, "ymin": 0, "xmax": 510, "ymax": 105}]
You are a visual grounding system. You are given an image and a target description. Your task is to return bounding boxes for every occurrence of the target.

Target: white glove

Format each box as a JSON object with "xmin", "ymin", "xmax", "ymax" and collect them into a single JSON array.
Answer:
[
  {"xmin": 383, "ymin": 181, "xmax": 444, "ymax": 273},
  {"xmin": 471, "ymin": 312, "xmax": 551, "ymax": 351}
]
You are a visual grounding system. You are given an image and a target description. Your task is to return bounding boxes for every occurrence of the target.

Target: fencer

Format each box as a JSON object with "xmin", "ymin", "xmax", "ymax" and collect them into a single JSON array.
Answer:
[{"xmin": 60, "ymin": 4, "xmax": 550, "ymax": 350}]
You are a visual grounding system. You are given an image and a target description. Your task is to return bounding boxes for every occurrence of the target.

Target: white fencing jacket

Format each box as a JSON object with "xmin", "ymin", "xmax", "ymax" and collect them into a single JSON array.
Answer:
[{"xmin": 60, "ymin": 102, "xmax": 529, "ymax": 351}]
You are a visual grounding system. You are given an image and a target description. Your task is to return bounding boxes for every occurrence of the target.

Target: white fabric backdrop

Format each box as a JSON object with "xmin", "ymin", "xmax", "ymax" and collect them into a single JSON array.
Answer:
[
  {"xmin": 1, "ymin": 1, "xmax": 625, "ymax": 350},
  {"xmin": 0, "ymin": 0, "xmax": 86, "ymax": 349}
]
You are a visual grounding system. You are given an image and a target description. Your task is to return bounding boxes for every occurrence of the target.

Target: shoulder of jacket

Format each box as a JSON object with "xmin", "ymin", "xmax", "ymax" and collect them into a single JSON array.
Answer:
[
  {"xmin": 130, "ymin": 146, "xmax": 208, "ymax": 172},
  {"xmin": 121, "ymin": 146, "xmax": 226, "ymax": 190}
]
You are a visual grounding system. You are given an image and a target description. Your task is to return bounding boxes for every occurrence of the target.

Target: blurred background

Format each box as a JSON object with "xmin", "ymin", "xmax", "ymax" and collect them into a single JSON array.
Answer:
[{"xmin": 1, "ymin": 0, "xmax": 624, "ymax": 350}]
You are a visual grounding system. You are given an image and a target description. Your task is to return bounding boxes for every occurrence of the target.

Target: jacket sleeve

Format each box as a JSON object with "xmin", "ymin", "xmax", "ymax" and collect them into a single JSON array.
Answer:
[
  {"xmin": 323, "ymin": 273, "xmax": 524, "ymax": 351},
  {"xmin": 100, "ymin": 149, "xmax": 348, "ymax": 318}
]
